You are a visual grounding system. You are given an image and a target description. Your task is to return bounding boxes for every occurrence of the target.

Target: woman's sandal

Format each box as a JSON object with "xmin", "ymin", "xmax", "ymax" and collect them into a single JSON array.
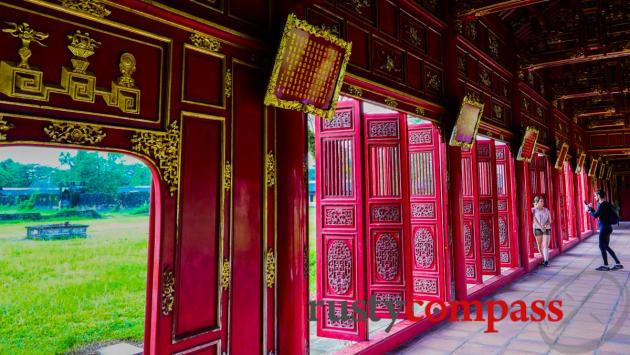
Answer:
[
  {"xmin": 611, "ymin": 264, "xmax": 624, "ymax": 270},
  {"xmin": 596, "ymin": 265, "xmax": 610, "ymax": 271}
]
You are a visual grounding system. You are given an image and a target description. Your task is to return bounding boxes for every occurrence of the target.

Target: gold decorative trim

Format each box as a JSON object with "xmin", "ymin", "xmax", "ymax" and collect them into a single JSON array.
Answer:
[
  {"xmin": 415, "ymin": 107, "xmax": 426, "ymax": 116},
  {"xmin": 221, "ymin": 259, "xmax": 230, "ymax": 289},
  {"xmin": 347, "ymin": 85, "xmax": 362, "ymax": 97},
  {"xmin": 224, "ymin": 161, "xmax": 232, "ymax": 191},
  {"xmin": 224, "ymin": 69, "xmax": 232, "ymax": 98},
  {"xmin": 266, "ymin": 151, "xmax": 276, "ymax": 187},
  {"xmin": 44, "ymin": 122, "xmax": 106, "ymax": 145},
  {"xmin": 263, "ymin": 13, "xmax": 352, "ymax": 120},
  {"xmin": 189, "ymin": 32, "xmax": 221, "ymax": 52},
  {"xmin": 60, "ymin": 0, "xmax": 111, "ymax": 18},
  {"xmin": 516, "ymin": 126, "xmax": 540, "ymax": 162},
  {"xmin": 265, "ymin": 249, "xmax": 276, "ymax": 288},
  {"xmin": 384, "ymin": 96, "xmax": 398, "ymax": 108},
  {"xmin": 2, "ymin": 22, "xmax": 48, "ymax": 69},
  {"xmin": 161, "ymin": 269, "xmax": 175, "ymax": 316},
  {"xmin": 0, "ymin": 116, "xmax": 14, "ymax": 141},
  {"xmin": 131, "ymin": 121, "xmax": 180, "ymax": 194}
]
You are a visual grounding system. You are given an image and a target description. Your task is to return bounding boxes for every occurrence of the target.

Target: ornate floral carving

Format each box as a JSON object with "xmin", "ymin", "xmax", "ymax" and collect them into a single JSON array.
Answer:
[
  {"xmin": 224, "ymin": 162, "xmax": 232, "ymax": 191},
  {"xmin": 414, "ymin": 278, "xmax": 437, "ymax": 294},
  {"xmin": 0, "ymin": 117, "xmax": 13, "ymax": 141},
  {"xmin": 414, "ymin": 228, "xmax": 434, "ymax": 268},
  {"xmin": 344, "ymin": 0, "xmax": 372, "ymax": 14},
  {"xmin": 224, "ymin": 69, "xmax": 232, "ymax": 98},
  {"xmin": 384, "ymin": 96, "xmax": 398, "ymax": 108},
  {"xmin": 374, "ymin": 292, "xmax": 403, "ymax": 311},
  {"xmin": 415, "ymin": 107, "xmax": 426, "ymax": 116},
  {"xmin": 189, "ymin": 32, "xmax": 221, "ymax": 52},
  {"xmin": 496, "ymin": 148, "xmax": 505, "ymax": 160},
  {"xmin": 463, "ymin": 201, "xmax": 473, "ymax": 214},
  {"xmin": 372, "ymin": 205, "xmax": 400, "ymax": 222},
  {"xmin": 60, "ymin": 0, "xmax": 111, "ymax": 18},
  {"xmin": 161, "ymin": 269, "xmax": 175, "ymax": 316},
  {"xmin": 266, "ymin": 151, "xmax": 276, "ymax": 187},
  {"xmin": 497, "ymin": 200, "xmax": 507, "ymax": 211},
  {"xmin": 465, "ymin": 264, "xmax": 475, "ymax": 278},
  {"xmin": 457, "ymin": 55, "xmax": 467, "ymax": 72},
  {"xmin": 409, "ymin": 129, "xmax": 432, "ymax": 144},
  {"xmin": 266, "ymin": 249, "xmax": 276, "ymax": 288},
  {"xmin": 316, "ymin": 23, "xmax": 341, "ymax": 37},
  {"xmin": 323, "ymin": 110, "xmax": 352, "ymax": 130},
  {"xmin": 117, "ymin": 52, "xmax": 137, "ymax": 88},
  {"xmin": 375, "ymin": 233, "xmax": 399, "ymax": 281},
  {"xmin": 482, "ymin": 257, "xmax": 494, "ymax": 271},
  {"xmin": 369, "ymin": 121, "xmax": 398, "ymax": 138},
  {"xmin": 426, "ymin": 72, "xmax": 441, "ymax": 91},
  {"xmin": 480, "ymin": 219, "xmax": 492, "ymax": 252},
  {"xmin": 412, "ymin": 203, "xmax": 435, "ymax": 218},
  {"xmin": 221, "ymin": 259, "xmax": 230, "ymax": 289},
  {"xmin": 537, "ymin": 106, "xmax": 543, "ymax": 118},
  {"xmin": 379, "ymin": 54, "xmax": 399, "ymax": 73},
  {"xmin": 44, "ymin": 122, "xmax": 105, "ymax": 145},
  {"xmin": 499, "ymin": 217, "xmax": 507, "ymax": 246},
  {"xmin": 488, "ymin": 33, "xmax": 499, "ymax": 58},
  {"xmin": 131, "ymin": 121, "xmax": 180, "ymax": 194},
  {"xmin": 325, "ymin": 307, "xmax": 354, "ymax": 329},
  {"xmin": 347, "ymin": 85, "xmax": 363, "ymax": 97},
  {"xmin": 479, "ymin": 200, "xmax": 492, "ymax": 213},
  {"xmin": 464, "ymin": 222, "xmax": 472, "ymax": 255},
  {"xmin": 324, "ymin": 207, "xmax": 354, "ymax": 226},
  {"xmin": 464, "ymin": 21, "xmax": 477, "ymax": 40},
  {"xmin": 327, "ymin": 240, "xmax": 352, "ymax": 295},
  {"xmin": 493, "ymin": 105, "xmax": 503, "ymax": 121},
  {"xmin": 480, "ymin": 68, "xmax": 491, "ymax": 87},
  {"xmin": 500, "ymin": 251, "xmax": 509, "ymax": 263},
  {"xmin": 477, "ymin": 144, "xmax": 490, "ymax": 157},
  {"xmin": 407, "ymin": 25, "xmax": 423, "ymax": 48}
]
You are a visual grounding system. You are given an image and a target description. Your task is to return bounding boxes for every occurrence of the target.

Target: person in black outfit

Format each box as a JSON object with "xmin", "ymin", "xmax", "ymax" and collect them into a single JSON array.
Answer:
[{"xmin": 585, "ymin": 189, "xmax": 623, "ymax": 271}]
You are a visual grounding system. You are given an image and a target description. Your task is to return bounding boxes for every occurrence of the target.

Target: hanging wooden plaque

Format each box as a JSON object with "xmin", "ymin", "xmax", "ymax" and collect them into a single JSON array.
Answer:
[
  {"xmin": 516, "ymin": 126, "xmax": 539, "ymax": 162},
  {"xmin": 264, "ymin": 14, "xmax": 352, "ymax": 119},
  {"xmin": 449, "ymin": 95, "xmax": 484, "ymax": 149}
]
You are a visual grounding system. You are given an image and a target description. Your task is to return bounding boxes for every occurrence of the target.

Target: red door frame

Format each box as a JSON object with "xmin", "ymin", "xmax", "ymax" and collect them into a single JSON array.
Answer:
[
  {"xmin": 496, "ymin": 144, "xmax": 520, "ymax": 268},
  {"xmin": 476, "ymin": 140, "xmax": 501, "ymax": 276},
  {"xmin": 461, "ymin": 146, "xmax": 484, "ymax": 284}
]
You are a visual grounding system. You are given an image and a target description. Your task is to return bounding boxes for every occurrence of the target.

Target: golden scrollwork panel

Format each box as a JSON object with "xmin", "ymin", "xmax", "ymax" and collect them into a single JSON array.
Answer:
[
  {"xmin": 265, "ymin": 249, "xmax": 275, "ymax": 288},
  {"xmin": 44, "ymin": 122, "xmax": 106, "ymax": 145},
  {"xmin": 161, "ymin": 269, "xmax": 175, "ymax": 316}
]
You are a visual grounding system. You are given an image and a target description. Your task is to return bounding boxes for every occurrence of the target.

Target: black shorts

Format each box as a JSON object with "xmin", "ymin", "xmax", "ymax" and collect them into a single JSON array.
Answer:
[{"xmin": 533, "ymin": 228, "xmax": 550, "ymax": 236}]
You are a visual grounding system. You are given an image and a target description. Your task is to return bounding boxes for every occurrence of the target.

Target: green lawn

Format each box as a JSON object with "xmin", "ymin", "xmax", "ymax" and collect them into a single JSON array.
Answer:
[
  {"xmin": 309, "ymin": 206, "xmax": 316, "ymax": 296},
  {"xmin": 0, "ymin": 214, "xmax": 148, "ymax": 354}
]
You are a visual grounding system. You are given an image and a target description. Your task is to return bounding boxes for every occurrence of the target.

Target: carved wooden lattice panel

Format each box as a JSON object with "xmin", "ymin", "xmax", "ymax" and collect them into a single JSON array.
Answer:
[
  {"xmin": 496, "ymin": 144, "xmax": 518, "ymax": 267},
  {"xmin": 477, "ymin": 140, "xmax": 500, "ymax": 275},
  {"xmin": 364, "ymin": 113, "xmax": 407, "ymax": 318},
  {"xmin": 461, "ymin": 147, "xmax": 483, "ymax": 284},
  {"xmin": 315, "ymin": 99, "xmax": 367, "ymax": 341},
  {"xmin": 406, "ymin": 123, "xmax": 448, "ymax": 300}
]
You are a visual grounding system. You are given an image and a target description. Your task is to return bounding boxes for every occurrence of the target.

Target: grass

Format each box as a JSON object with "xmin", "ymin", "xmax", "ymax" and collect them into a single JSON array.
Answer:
[{"xmin": 0, "ymin": 213, "xmax": 148, "ymax": 354}]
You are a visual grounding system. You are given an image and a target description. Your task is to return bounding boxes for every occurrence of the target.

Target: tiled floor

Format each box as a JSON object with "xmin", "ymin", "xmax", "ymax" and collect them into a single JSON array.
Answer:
[{"xmin": 393, "ymin": 223, "xmax": 630, "ymax": 355}]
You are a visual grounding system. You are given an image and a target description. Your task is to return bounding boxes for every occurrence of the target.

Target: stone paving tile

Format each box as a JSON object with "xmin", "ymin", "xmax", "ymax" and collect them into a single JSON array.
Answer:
[{"xmin": 389, "ymin": 223, "xmax": 630, "ymax": 355}]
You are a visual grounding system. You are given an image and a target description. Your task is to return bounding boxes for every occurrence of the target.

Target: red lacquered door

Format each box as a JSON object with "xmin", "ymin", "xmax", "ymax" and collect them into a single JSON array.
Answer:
[
  {"xmin": 461, "ymin": 146, "xmax": 483, "ymax": 284},
  {"xmin": 406, "ymin": 123, "xmax": 448, "ymax": 300},
  {"xmin": 563, "ymin": 163, "xmax": 576, "ymax": 238},
  {"xmin": 556, "ymin": 168, "xmax": 569, "ymax": 242},
  {"xmin": 315, "ymin": 100, "xmax": 368, "ymax": 340},
  {"xmin": 476, "ymin": 140, "xmax": 501, "ymax": 276},
  {"xmin": 495, "ymin": 145, "xmax": 518, "ymax": 268},
  {"xmin": 364, "ymin": 113, "xmax": 409, "ymax": 318}
]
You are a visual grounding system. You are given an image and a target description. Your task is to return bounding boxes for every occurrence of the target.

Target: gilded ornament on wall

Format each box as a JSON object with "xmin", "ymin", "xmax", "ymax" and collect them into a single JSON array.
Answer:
[
  {"xmin": 189, "ymin": 32, "xmax": 221, "ymax": 52},
  {"xmin": 60, "ymin": 0, "xmax": 111, "ymax": 18},
  {"xmin": 131, "ymin": 121, "xmax": 180, "ymax": 194},
  {"xmin": 222, "ymin": 259, "xmax": 230, "ymax": 289},
  {"xmin": 224, "ymin": 162, "xmax": 232, "ymax": 191},
  {"xmin": 44, "ymin": 122, "xmax": 106, "ymax": 145},
  {"xmin": 1, "ymin": 22, "xmax": 48, "ymax": 69},
  {"xmin": 266, "ymin": 151, "xmax": 276, "ymax": 187},
  {"xmin": 384, "ymin": 96, "xmax": 398, "ymax": 108},
  {"xmin": 0, "ymin": 116, "xmax": 14, "ymax": 141},
  {"xmin": 347, "ymin": 85, "xmax": 362, "ymax": 97},
  {"xmin": 67, "ymin": 30, "xmax": 100, "ymax": 74},
  {"xmin": 224, "ymin": 69, "xmax": 232, "ymax": 98},
  {"xmin": 161, "ymin": 269, "xmax": 175, "ymax": 316},
  {"xmin": 266, "ymin": 249, "xmax": 276, "ymax": 288}
]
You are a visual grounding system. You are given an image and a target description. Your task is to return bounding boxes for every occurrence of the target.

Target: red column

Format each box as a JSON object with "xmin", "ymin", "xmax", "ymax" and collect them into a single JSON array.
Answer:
[
  {"xmin": 448, "ymin": 146, "xmax": 468, "ymax": 300},
  {"xmin": 515, "ymin": 161, "xmax": 533, "ymax": 271},
  {"xmin": 276, "ymin": 110, "xmax": 309, "ymax": 355}
]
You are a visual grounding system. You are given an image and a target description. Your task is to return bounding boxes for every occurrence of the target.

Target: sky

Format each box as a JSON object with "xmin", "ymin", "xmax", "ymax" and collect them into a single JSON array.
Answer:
[{"xmin": 0, "ymin": 147, "xmax": 143, "ymax": 168}]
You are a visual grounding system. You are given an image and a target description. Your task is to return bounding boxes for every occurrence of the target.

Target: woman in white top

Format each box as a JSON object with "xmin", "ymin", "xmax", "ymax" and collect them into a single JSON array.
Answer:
[{"xmin": 531, "ymin": 196, "xmax": 552, "ymax": 267}]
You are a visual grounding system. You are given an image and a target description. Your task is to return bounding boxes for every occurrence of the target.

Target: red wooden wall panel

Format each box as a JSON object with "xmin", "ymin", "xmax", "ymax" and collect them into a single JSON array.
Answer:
[
  {"xmin": 461, "ymin": 147, "xmax": 483, "ymax": 284},
  {"xmin": 476, "ymin": 140, "xmax": 501, "ymax": 276}
]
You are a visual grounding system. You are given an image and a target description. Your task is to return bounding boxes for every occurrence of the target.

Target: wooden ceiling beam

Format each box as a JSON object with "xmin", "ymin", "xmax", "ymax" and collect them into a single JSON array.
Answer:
[
  {"xmin": 522, "ymin": 48, "xmax": 630, "ymax": 71},
  {"xmin": 457, "ymin": 0, "xmax": 550, "ymax": 20},
  {"xmin": 556, "ymin": 88, "xmax": 630, "ymax": 100}
]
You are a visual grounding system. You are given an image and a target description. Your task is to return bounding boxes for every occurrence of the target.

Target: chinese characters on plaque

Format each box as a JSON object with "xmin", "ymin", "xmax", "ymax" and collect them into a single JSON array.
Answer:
[
  {"xmin": 516, "ymin": 126, "xmax": 539, "ymax": 162},
  {"xmin": 449, "ymin": 95, "xmax": 484, "ymax": 149},
  {"xmin": 264, "ymin": 14, "xmax": 352, "ymax": 119},
  {"xmin": 554, "ymin": 143, "xmax": 569, "ymax": 170}
]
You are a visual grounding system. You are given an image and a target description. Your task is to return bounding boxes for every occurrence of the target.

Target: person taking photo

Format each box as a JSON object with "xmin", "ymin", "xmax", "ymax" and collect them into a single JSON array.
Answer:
[{"xmin": 585, "ymin": 189, "xmax": 623, "ymax": 271}]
